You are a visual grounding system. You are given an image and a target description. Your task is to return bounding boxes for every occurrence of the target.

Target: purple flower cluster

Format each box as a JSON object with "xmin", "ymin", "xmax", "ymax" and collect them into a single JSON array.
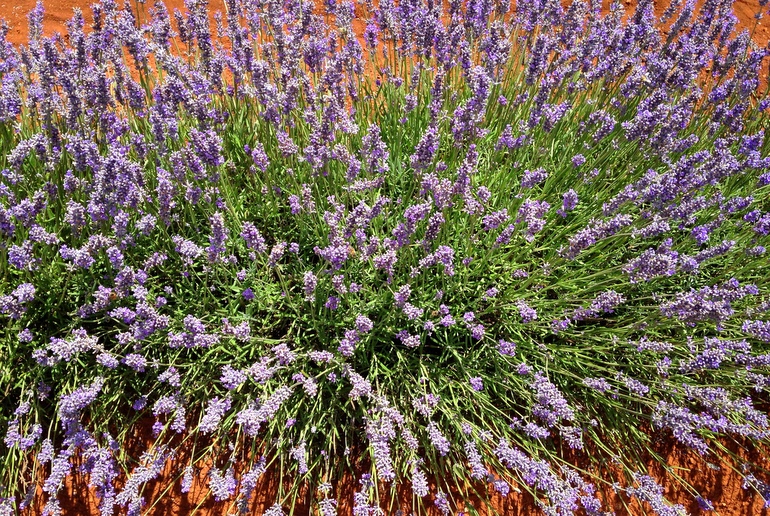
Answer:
[
  {"xmin": 623, "ymin": 239, "xmax": 680, "ymax": 283},
  {"xmin": 495, "ymin": 439, "xmax": 581, "ymax": 513},
  {"xmin": 530, "ymin": 372, "xmax": 575, "ymax": 427},
  {"xmin": 743, "ymin": 320, "xmax": 770, "ymax": 342},
  {"xmin": 660, "ymin": 278, "xmax": 757, "ymax": 328},
  {"xmin": 337, "ymin": 315, "xmax": 373, "ymax": 357},
  {"xmin": 2, "ymin": 0, "xmax": 770, "ymax": 512},
  {"xmin": 208, "ymin": 466, "xmax": 237, "ymax": 501},
  {"xmin": 168, "ymin": 315, "xmax": 220, "ymax": 348},
  {"xmin": 516, "ymin": 301, "xmax": 538, "ymax": 323},
  {"xmin": 240, "ymin": 222, "xmax": 267, "ymax": 253},
  {"xmin": 626, "ymin": 474, "xmax": 686, "ymax": 516},
  {"xmin": 571, "ymin": 290, "xmax": 626, "ymax": 322},
  {"xmin": 235, "ymin": 386, "xmax": 293, "ymax": 436},
  {"xmin": 0, "ymin": 283, "xmax": 36, "ymax": 319},
  {"xmin": 199, "ymin": 397, "xmax": 232, "ymax": 434}
]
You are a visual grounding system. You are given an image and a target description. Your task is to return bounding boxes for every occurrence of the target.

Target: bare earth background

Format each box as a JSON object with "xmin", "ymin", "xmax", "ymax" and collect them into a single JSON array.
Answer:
[{"xmin": 2, "ymin": 0, "xmax": 770, "ymax": 514}]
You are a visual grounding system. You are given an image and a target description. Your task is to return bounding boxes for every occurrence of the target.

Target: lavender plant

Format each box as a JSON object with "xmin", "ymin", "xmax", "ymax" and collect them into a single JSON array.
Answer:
[{"xmin": 1, "ymin": 0, "xmax": 770, "ymax": 514}]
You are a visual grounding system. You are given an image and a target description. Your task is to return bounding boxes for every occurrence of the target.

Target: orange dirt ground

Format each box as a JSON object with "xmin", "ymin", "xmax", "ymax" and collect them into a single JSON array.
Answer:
[{"xmin": 2, "ymin": 0, "xmax": 770, "ymax": 515}]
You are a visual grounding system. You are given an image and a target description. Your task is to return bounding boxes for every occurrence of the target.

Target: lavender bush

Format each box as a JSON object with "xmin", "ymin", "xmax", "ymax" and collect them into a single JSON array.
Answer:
[{"xmin": 1, "ymin": 0, "xmax": 770, "ymax": 514}]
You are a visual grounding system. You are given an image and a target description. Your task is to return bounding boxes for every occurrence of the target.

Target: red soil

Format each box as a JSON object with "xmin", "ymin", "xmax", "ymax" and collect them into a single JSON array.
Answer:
[
  {"xmin": 18, "ymin": 429, "xmax": 770, "ymax": 515},
  {"xmin": 2, "ymin": 0, "xmax": 770, "ymax": 48},
  {"xmin": 3, "ymin": 0, "xmax": 770, "ymax": 514}
]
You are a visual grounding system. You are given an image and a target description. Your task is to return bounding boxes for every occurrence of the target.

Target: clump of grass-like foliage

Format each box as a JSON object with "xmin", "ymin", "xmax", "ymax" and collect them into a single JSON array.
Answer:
[{"xmin": 1, "ymin": 0, "xmax": 770, "ymax": 514}]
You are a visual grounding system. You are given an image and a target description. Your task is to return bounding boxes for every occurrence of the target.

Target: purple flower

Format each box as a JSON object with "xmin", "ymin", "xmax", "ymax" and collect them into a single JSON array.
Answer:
[
  {"xmin": 530, "ymin": 372, "xmax": 574, "ymax": 427},
  {"xmin": 482, "ymin": 209, "xmax": 509, "ymax": 231},
  {"xmin": 345, "ymin": 368, "xmax": 371, "ymax": 400},
  {"xmin": 464, "ymin": 440, "xmax": 487, "ymax": 480},
  {"xmin": 696, "ymin": 497, "xmax": 715, "ymax": 511},
  {"xmin": 558, "ymin": 189, "xmax": 579, "ymax": 217},
  {"xmin": 158, "ymin": 367, "xmax": 181, "ymax": 387},
  {"xmin": 551, "ymin": 318, "xmax": 571, "ymax": 333},
  {"xmin": 427, "ymin": 421, "xmax": 451, "ymax": 456},
  {"xmin": 517, "ymin": 199, "xmax": 550, "ymax": 241},
  {"xmin": 469, "ymin": 377, "xmax": 484, "ymax": 391},
  {"xmin": 309, "ymin": 351, "xmax": 335, "ymax": 364},
  {"xmin": 58, "ymin": 377, "xmax": 105, "ymax": 424},
  {"xmin": 242, "ymin": 288, "xmax": 255, "ymax": 300},
  {"xmin": 403, "ymin": 303, "xmax": 424, "ymax": 320},
  {"xmin": 498, "ymin": 340, "xmax": 517, "ymax": 356},
  {"xmin": 220, "ymin": 365, "xmax": 247, "ymax": 390},
  {"xmin": 8, "ymin": 241, "xmax": 37, "ymax": 271},
  {"xmin": 434, "ymin": 491, "xmax": 450, "ymax": 516},
  {"xmin": 338, "ymin": 329, "xmax": 360, "ymax": 357},
  {"xmin": 42, "ymin": 328, "xmax": 98, "ymax": 364},
  {"xmin": 743, "ymin": 320, "xmax": 770, "ymax": 342},
  {"xmin": 496, "ymin": 125, "xmax": 526, "ymax": 150},
  {"xmin": 315, "ymin": 243, "xmax": 350, "ymax": 271},
  {"xmin": 288, "ymin": 195, "xmax": 302, "ymax": 215},
  {"xmin": 209, "ymin": 466, "xmax": 237, "ymax": 501},
  {"xmin": 355, "ymin": 315, "xmax": 373, "ymax": 334},
  {"xmin": 752, "ymin": 213, "xmax": 770, "ymax": 236},
  {"xmin": 624, "ymin": 239, "xmax": 679, "ymax": 283},
  {"xmin": 181, "ymin": 466, "xmax": 194, "ymax": 494},
  {"xmin": 396, "ymin": 330, "xmax": 420, "ymax": 348},
  {"xmin": 290, "ymin": 441, "xmax": 308, "ymax": 474},
  {"xmin": 495, "ymin": 438, "xmax": 580, "ymax": 511},
  {"xmin": 59, "ymin": 244, "xmax": 95, "ymax": 269},
  {"xmin": 122, "ymin": 353, "xmax": 147, "ymax": 372},
  {"xmin": 660, "ymin": 278, "xmax": 757, "ymax": 328},
  {"xmin": 303, "ymin": 271, "xmax": 318, "ymax": 301},
  {"xmin": 410, "ymin": 125, "xmax": 439, "ymax": 173},
  {"xmin": 206, "ymin": 212, "xmax": 229, "ymax": 263},
  {"xmin": 332, "ymin": 275, "xmax": 347, "ymax": 294},
  {"xmin": 572, "ymin": 291, "xmax": 626, "ymax": 321},
  {"xmin": 626, "ymin": 474, "xmax": 686, "ymax": 516},
  {"xmin": 199, "ymin": 397, "xmax": 232, "ymax": 434},
  {"xmin": 171, "ymin": 235, "xmax": 202, "ymax": 265},
  {"xmin": 563, "ymin": 214, "xmax": 633, "ymax": 259},
  {"xmin": 240, "ymin": 222, "xmax": 267, "ymax": 253},
  {"xmin": 268, "ymin": 242, "xmax": 287, "ymax": 267},
  {"xmin": 411, "ymin": 466, "xmax": 429, "ymax": 497},
  {"xmin": 189, "ymin": 129, "xmax": 224, "ymax": 167},
  {"xmin": 361, "ymin": 124, "xmax": 390, "ymax": 176},
  {"xmin": 394, "ymin": 285, "xmax": 411, "ymax": 308},
  {"xmin": 520, "ymin": 168, "xmax": 548, "ymax": 189},
  {"xmin": 679, "ymin": 337, "xmax": 750, "ymax": 373},
  {"xmin": 619, "ymin": 374, "xmax": 649, "ymax": 396},
  {"xmin": 516, "ymin": 301, "xmax": 538, "ymax": 323},
  {"xmin": 373, "ymin": 249, "xmax": 398, "ymax": 281},
  {"xmin": 583, "ymin": 377, "xmax": 613, "ymax": 393},
  {"xmin": 272, "ymin": 344, "xmax": 296, "ymax": 366},
  {"xmin": 363, "ymin": 22, "xmax": 379, "ymax": 49},
  {"xmin": 412, "ymin": 393, "xmax": 440, "ymax": 417},
  {"xmin": 132, "ymin": 397, "xmax": 147, "ymax": 411},
  {"xmin": 470, "ymin": 324, "xmax": 485, "ymax": 340},
  {"xmin": 235, "ymin": 386, "xmax": 293, "ymax": 436},
  {"xmin": 275, "ymin": 131, "xmax": 299, "ymax": 158},
  {"xmin": 419, "ymin": 245, "xmax": 455, "ymax": 276},
  {"xmin": 571, "ymin": 154, "xmax": 586, "ymax": 167},
  {"xmin": 249, "ymin": 142, "xmax": 269, "ymax": 172}
]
